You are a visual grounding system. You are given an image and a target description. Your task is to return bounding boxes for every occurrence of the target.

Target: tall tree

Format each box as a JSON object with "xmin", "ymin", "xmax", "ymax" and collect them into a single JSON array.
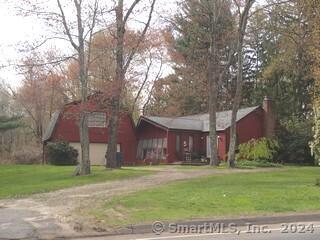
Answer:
[
  {"xmin": 20, "ymin": 0, "xmax": 101, "ymax": 175},
  {"xmin": 307, "ymin": 0, "xmax": 320, "ymax": 163},
  {"xmin": 57, "ymin": 0, "xmax": 99, "ymax": 175},
  {"xmin": 105, "ymin": 0, "xmax": 156, "ymax": 168},
  {"xmin": 239, "ymin": 0, "xmax": 315, "ymax": 164},
  {"xmin": 0, "ymin": 116, "xmax": 22, "ymax": 131},
  {"xmin": 228, "ymin": 0, "xmax": 255, "ymax": 168}
]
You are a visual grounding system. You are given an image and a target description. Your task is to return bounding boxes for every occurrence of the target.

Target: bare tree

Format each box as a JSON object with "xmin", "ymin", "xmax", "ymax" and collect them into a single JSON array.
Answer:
[
  {"xmin": 105, "ymin": 0, "xmax": 156, "ymax": 168},
  {"xmin": 228, "ymin": 0, "xmax": 256, "ymax": 168},
  {"xmin": 20, "ymin": 0, "xmax": 101, "ymax": 175},
  {"xmin": 56, "ymin": 0, "xmax": 101, "ymax": 175}
]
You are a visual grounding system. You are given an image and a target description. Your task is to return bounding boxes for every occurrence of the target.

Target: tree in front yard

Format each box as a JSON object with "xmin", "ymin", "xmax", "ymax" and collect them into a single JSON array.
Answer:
[
  {"xmin": 105, "ymin": 0, "xmax": 156, "ymax": 169},
  {"xmin": 307, "ymin": 0, "xmax": 320, "ymax": 164}
]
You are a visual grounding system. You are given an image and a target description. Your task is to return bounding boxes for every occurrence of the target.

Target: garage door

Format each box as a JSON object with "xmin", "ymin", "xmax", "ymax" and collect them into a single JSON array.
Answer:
[{"xmin": 69, "ymin": 143, "xmax": 120, "ymax": 166}]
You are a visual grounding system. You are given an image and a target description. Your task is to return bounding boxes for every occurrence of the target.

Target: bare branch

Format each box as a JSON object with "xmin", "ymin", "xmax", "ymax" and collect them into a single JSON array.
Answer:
[
  {"xmin": 57, "ymin": 0, "xmax": 79, "ymax": 51},
  {"xmin": 124, "ymin": 0, "xmax": 141, "ymax": 24},
  {"xmin": 123, "ymin": 0, "xmax": 156, "ymax": 73}
]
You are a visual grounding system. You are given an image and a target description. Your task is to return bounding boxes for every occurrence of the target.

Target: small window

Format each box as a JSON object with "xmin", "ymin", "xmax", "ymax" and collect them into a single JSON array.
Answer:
[{"xmin": 88, "ymin": 112, "xmax": 106, "ymax": 128}]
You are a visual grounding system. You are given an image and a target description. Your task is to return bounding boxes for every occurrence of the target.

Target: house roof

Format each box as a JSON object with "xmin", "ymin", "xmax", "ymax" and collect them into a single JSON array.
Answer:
[
  {"xmin": 140, "ymin": 106, "xmax": 260, "ymax": 132},
  {"xmin": 42, "ymin": 111, "xmax": 61, "ymax": 142}
]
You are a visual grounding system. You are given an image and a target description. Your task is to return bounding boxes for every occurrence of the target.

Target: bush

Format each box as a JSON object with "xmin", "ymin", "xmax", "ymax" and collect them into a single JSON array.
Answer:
[
  {"xmin": 46, "ymin": 142, "xmax": 78, "ymax": 166},
  {"xmin": 236, "ymin": 137, "xmax": 280, "ymax": 162},
  {"xmin": 236, "ymin": 160, "xmax": 282, "ymax": 169}
]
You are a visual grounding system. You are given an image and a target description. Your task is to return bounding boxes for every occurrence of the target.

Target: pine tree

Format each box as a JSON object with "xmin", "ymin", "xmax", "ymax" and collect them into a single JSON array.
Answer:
[{"xmin": 0, "ymin": 116, "xmax": 22, "ymax": 131}]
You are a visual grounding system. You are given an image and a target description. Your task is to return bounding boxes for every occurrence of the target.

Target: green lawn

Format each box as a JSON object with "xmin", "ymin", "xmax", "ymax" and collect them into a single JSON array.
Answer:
[
  {"xmin": 0, "ymin": 165, "xmax": 152, "ymax": 199},
  {"xmin": 94, "ymin": 167, "xmax": 320, "ymax": 226}
]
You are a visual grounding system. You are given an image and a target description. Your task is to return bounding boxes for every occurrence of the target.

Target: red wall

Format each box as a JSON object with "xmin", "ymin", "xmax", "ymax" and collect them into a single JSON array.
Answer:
[
  {"xmin": 136, "ymin": 120, "xmax": 168, "ymax": 164},
  {"xmin": 224, "ymin": 107, "xmax": 264, "ymax": 160},
  {"xmin": 136, "ymin": 108, "xmax": 264, "ymax": 163},
  {"xmin": 50, "ymin": 103, "xmax": 137, "ymax": 165},
  {"xmin": 136, "ymin": 120, "xmax": 167, "ymax": 139}
]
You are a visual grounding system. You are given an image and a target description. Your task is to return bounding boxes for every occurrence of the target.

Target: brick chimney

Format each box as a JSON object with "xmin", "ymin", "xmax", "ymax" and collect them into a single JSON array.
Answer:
[{"xmin": 263, "ymin": 96, "xmax": 275, "ymax": 138}]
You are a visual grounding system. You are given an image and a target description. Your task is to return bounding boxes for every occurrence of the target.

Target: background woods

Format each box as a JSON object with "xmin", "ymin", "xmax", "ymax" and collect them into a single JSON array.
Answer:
[{"xmin": 0, "ymin": 0, "xmax": 319, "ymax": 167}]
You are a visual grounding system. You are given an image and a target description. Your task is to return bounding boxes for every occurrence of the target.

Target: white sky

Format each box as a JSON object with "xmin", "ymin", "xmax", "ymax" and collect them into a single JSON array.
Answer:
[
  {"xmin": 0, "ymin": 0, "xmax": 265, "ymax": 88},
  {"xmin": 0, "ymin": 0, "xmax": 178, "ymax": 88}
]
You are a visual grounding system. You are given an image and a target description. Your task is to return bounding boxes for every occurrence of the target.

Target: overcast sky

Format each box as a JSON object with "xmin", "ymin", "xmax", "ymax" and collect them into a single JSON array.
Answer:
[
  {"xmin": 0, "ymin": 0, "xmax": 265, "ymax": 88},
  {"xmin": 0, "ymin": 0, "xmax": 178, "ymax": 88}
]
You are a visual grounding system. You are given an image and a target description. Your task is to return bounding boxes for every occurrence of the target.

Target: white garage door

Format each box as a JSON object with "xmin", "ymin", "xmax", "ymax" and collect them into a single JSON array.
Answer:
[{"xmin": 70, "ymin": 142, "xmax": 120, "ymax": 166}]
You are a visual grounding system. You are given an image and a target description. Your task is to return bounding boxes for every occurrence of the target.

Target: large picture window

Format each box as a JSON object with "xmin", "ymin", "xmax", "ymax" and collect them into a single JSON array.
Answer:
[
  {"xmin": 88, "ymin": 112, "xmax": 107, "ymax": 128},
  {"xmin": 136, "ymin": 138, "xmax": 167, "ymax": 160}
]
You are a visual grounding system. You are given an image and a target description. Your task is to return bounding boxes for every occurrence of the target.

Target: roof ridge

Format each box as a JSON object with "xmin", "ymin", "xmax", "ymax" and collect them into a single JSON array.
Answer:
[{"xmin": 140, "ymin": 105, "xmax": 261, "ymax": 132}]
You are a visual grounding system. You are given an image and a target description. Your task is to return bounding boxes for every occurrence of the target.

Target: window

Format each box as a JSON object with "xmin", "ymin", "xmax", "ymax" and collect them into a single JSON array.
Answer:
[
  {"xmin": 88, "ymin": 112, "xmax": 106, "ymax": 128},
  {"xmin": 176, "ymin": 135, "xmax": 180, "ymax": 153},
  {"xmin": 188, "ymin": 136, "xmax": 193, "ymax": 152},
  {"xmin": 136, "ymin": 138, "xmax": 167, "ymax": 160}
]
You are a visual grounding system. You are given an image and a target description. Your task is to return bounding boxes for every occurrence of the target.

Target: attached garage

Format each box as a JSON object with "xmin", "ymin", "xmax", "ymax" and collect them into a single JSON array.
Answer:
[
  {"xmin": 43, "ymin": 92, "xmax": 138, "ymax": 166},
  {"xmin": 69, "ymin": 143, "xmax": 121, "ymax": 165}
]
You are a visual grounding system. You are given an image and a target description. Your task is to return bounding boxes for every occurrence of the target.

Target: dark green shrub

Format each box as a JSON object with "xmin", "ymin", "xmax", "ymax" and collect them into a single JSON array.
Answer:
[
  {"xmin": 46, "ymin": 142, "xmax": 78, "ymax": 166},
  {"xmin": 236, "ymin": 137, "xmax": 280, "ymax": 162},
  {"xmin": 277, "ymin": 117, "xmax": 314, "ymax": 165}
]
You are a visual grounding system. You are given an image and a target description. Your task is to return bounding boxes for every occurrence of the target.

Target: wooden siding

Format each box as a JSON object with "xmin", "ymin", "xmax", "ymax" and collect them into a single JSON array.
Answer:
[{"xmin": 49, "ymin": 103, "xmax": 137, "ymax": 165}]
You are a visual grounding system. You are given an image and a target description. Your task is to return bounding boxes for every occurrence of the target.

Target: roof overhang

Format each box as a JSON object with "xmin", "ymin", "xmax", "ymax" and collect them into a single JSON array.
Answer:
[{"xmin": 137, "ymin": 116, "xmax": 169, "ymax": 131}]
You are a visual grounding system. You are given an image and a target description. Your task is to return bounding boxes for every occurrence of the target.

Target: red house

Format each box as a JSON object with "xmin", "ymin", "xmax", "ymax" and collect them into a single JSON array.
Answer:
[
  {"xmin": 43, "ymin": 96, "xmax": 137, "ymax": 165},
  {"xmin": 44, "ymin": 96, "xmax": 274, "ymax": 165},
  {"xmin": 135, "ymin": 97, "xmax": 275, "ymax": 164}
]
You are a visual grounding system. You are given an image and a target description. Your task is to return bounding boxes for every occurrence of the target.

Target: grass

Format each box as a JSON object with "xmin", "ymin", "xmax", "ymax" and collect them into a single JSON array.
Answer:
[
  {"xmin": 0, "ymin": 165, "xmax": 152, "ymax": 199},
  {"xmin": 94, "ymin": 167, "xmax": 320, "ymax": 226}
]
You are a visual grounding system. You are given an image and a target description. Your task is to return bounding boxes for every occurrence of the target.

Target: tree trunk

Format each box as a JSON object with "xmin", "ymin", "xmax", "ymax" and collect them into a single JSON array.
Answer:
[
  {"xmin": 208, "ymin": 79, "xmax": 219, "ymax": 166},
  {"xmin": 79, "ymin": 110, "xmax": 90, "ymax": 174},
  {"xmin": 228, "ymin": 0, "xmax": 255, "ymax": 168},
  {"xmin": 77, "ymin": 0, "xmax": 91, "ymax": 175},
  {"xmin": 208, "ymin": 12, "xmax": 219, "ymax": 167},
  {"xmin": 106, "ymin": 0, "xmax": 125, "ymax": 169},
  {"xmin": 78, "ymin": 48, "xmax": 91, "ymax": 175},
  {"xmin": 228, "ymin": 37, "xmax": 244, "ymax": 168},
  {"xmin": 106, "ymin": 98, "xmax": 120, "ymax": 168}
]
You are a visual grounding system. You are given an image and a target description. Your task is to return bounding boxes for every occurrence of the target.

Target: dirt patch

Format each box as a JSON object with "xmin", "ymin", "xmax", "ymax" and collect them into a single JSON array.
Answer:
[{"xmin": 0, "ymin": 167, "xmax": 284, "ymax": 236}]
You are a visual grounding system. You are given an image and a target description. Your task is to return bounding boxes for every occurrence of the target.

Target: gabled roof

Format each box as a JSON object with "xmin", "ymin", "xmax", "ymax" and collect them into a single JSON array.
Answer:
[
  {"xmin": 43, "ymin": 111, "xmax": 61, "ymax": 142},
  {"xmin": 139, "ymin": 106, "xmax": 260, "ymax": 132}
]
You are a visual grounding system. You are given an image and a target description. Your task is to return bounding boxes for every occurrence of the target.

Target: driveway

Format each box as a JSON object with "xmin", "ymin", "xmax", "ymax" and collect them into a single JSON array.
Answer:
[{"xmin": 0, "ymin": 167, "xmax": 281, "ymax": 239}]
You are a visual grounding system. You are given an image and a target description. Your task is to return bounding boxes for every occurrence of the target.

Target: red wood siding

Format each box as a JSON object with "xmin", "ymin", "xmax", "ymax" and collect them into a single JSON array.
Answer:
[
  {"xmin": 224, "ymin": 107, "xmax": 264, "ymax": 160},
  {"xmin": 136, "ymin": 120, "xmax": 168, "ymax": 164},
  {"xmin": 136, "ymin": 120, "xmax": 167, "ymax": 139},
  {"xmin": 50, "ymin": 104, "xmax": 137, "ymax": 165}
]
